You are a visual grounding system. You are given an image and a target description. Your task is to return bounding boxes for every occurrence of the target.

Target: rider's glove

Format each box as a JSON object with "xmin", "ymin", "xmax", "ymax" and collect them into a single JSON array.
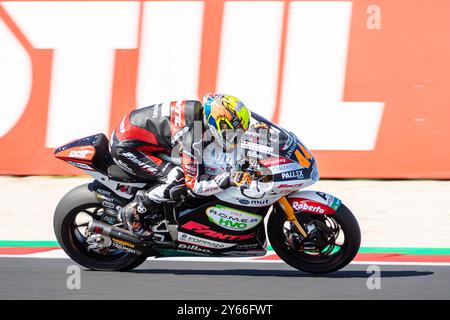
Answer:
[
  {"xmin": 230, "ymin": 171, "xmax": 253, "ymax": 189},
  {"xmin": 215, "ymin": 172, "xmax": 232, "ymax": 189},
  {"xmin": 215, "ymin": 171, "xmax": 253, "ymax": 189}
]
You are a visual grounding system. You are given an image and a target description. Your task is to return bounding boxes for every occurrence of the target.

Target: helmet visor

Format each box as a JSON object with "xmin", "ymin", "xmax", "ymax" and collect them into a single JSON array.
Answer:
[{"xmin": 218, "ymin": 120, "xmax": 238, "ymax": 148}]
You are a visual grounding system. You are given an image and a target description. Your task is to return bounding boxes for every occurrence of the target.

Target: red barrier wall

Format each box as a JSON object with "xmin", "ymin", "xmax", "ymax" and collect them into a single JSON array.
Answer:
[{"xmin": 0, "ymin": 0, "xmax": 449, "ymax": 178}]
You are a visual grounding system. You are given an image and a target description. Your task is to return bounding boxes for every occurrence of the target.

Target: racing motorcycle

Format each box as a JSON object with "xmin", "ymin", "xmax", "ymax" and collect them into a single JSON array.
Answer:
[{"xmin": 53, "ymin": 114, "xmax": 361, "ymax": 274}]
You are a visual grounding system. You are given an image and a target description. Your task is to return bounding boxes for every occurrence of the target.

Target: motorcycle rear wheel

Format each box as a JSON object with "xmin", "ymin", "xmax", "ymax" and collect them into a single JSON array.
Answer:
[
  {"xmin": 268, "ymin": 203, "xmax": 361, "ymax": 274},
  {"xmin": 53, "ymin": 183, "xmax": 148, "ymax": 271}
]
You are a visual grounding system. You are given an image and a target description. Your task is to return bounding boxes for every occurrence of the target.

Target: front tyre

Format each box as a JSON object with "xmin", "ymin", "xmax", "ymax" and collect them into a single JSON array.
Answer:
[
  {"xmin": 53, "ymin": 183, "xmax": 148, "ymax": 271},
  {"xmin": 268, "ymin": 203, "xmax": 361, "ymax": 274}
]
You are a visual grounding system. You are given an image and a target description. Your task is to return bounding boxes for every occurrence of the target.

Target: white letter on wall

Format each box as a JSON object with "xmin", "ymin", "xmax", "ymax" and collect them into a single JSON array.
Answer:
[
  {"xmin": 216, "ymin": 1, "xmax": 283, "ymax": 119},
  {"xmin": 4, "ymin": 1, "xmax": 140, "ymax": 147},
  {"xmin": 279, "ymin": 1, "xmax": 384, "ymax": 150},
  {"xmin": 136, "ymin": 1, "xmax": 204, "ymax": 106},
  {"xmin": 0, "ymin": 13, "xmax": 32, "ymax": 138}
]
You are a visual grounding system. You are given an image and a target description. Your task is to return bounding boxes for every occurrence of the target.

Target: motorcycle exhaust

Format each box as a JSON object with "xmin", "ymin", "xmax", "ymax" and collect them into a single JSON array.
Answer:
[{"xmin": 87, "ymin": 220, "xmax": 152, "ymax": 255}]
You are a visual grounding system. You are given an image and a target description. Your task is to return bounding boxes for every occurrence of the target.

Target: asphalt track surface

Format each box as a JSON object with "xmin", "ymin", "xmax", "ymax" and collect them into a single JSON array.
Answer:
[{"xmin": 1, "ymin": 258, "xmax": 449, "ymax": 299}]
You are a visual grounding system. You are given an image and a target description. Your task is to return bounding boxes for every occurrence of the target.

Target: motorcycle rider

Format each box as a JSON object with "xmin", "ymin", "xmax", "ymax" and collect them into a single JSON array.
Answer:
[{"xmin": 110, "ymin": 93, "xmax": 253, "ymax": 236}]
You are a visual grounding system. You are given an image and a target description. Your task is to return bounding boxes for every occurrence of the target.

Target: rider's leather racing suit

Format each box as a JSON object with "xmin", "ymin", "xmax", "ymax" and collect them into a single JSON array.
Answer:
[{"xmin": 110, "ymin": 100, "xmax": 233, "ymax": 204}]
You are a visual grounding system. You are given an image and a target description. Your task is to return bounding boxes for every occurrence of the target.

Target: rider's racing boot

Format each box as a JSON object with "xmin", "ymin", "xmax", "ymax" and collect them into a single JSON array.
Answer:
[{"xmin": 120, "ymin": 190, "xmax": 162, "ymax": 239}]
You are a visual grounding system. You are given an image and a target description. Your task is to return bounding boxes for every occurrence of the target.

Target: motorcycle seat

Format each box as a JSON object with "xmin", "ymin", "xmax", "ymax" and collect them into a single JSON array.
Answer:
[{"xmin": 107, "ymin": 164, "xmax": 145, "ymax": 183}]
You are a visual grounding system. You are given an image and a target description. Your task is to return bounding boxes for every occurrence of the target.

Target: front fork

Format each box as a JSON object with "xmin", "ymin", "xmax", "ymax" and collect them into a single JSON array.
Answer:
[{"xmin": 278, "ymin": 197, "xmax": 308, "ymax": 238}]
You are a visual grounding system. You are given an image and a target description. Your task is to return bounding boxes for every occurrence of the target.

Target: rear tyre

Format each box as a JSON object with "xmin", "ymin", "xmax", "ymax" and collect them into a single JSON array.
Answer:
[
  {"xmin": 53, "ymin": 183, "xmax": 148, "ymax": 271},
  {"xmin": 268, "ymin": 203, "xmax": 361, "ymax": 274}
]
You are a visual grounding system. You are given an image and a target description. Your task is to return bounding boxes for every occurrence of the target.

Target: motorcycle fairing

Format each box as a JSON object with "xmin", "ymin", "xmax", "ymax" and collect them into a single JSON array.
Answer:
[
  {"xmin": 90, "ymin": 180, "xmax": 128, "ymax": 225},
  {"xmin": 55, "ymin": 134, "xmax": 148, "ymax": 200},
  {"xmin": 287, "ymin": 190, "xmax": 342, "ymax": 215},
  {"xmin": 173, "ymin": 199, "xmax": 269, "ymax": 256},
  {"xmin": 54, "ymin": 134, "xmax": 109, "ymax": 172},
  {"xmin": 86, "ymin": 170, "xmax": 147, "ymax": 200},
  {"xmin": 215, "ymin": 191, "xmax": 280, "ymax": 207},
  {"xmin": 215, "ymin": 161, "xmax": 319, "ymax": 207}
]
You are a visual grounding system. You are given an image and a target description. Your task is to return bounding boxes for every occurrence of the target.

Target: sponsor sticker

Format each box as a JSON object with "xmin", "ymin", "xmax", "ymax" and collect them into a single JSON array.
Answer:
[
  {"xmin": 178, "ymin": 232, "xmax": 236, "ymax": 249},
  {"xmin": 102, "ymin": 216, "xmax": 116, "ymax": 224},
  {"xmin": 260, "ymin": 157, "xmax": 291, "ymax": 167},
  {"xmin": 238, "ymin": 199, "xmax": 250, "ymax": 205},
  {"xmin": 241, "ymin": 141, "xmax": 274, "ymax": 154},
  {"xmin": 111, "ymin": 238, "xmax": 142, "ymax": 255},
  {"xmin": 285, "ymin": 143, "xmax": 297, "ymax": 158},
  {"xmin": 330, "ymin": 198, "xmax": 342, "ymax": 211},
  {"xmin": 201, "ymin": 186, "xmax": 221, "ymax": 193},
  {"xmin": 68, "ymin": 149, "xmax": 94, "ymax": 159},
  {"xmin": 152, "ymin": 104, "xmax": 161, "ymax": 118},
  {"xmin": 315, "ymin": 192, "xmax": 340, "ymax": 210},
  {"xmin": 235, "ymin": 243, "xmax": 260, "ymax": 250},
  {"xmin": 290, "ymin": 199, "xmax": 335, "ymax": 214},
  {"xmin": 67, "ymin": 161, "xmax": 93, "ymax": 171},
  {"xmin": 112, "ymin": 238, "xmax": 135, "ymax": 249},
  {"xmin": 222, "ymin": 250, "xmax": 266, "ymax": 257},
  {"xmin": 180, "ymin": 221, "xmax": 256, "ymax": 241},
  {"xmin": 178, "ymin": 243, "xmax": 212, "ymax": 253},
  {"xmin": 270, "ymin": 163, "xmax": 302, "ymax": 174},
  {"xmin": 116, "ymin": 159, "xmax": 134, "ymax": 174},
  {"xmin": 96, "ymin": 188, "xmax": 112, "ymax": 196},
  {"xmin": 119, "ymin": 115, "xmax": 127, "ymax": 133},
  {"xmin": 122, "ymin": 152, "xmax": 158, "ymax": 174},
  {"xmin": 206, "ymin": 205, "xmax": 262, "ymax": 231},
  {"xmin": 105, "ymin": 209, "xmax": 118, "ymax": 216},
  {"xmin": 170, "ymin": 101, "xmax": 185, "ymax": 133},
  {"xmin": 270, "ymin": 189, "xmax": 295, "ymax": 196},
  {"xmin": 277, "ymin": 183, "xmax": 304, "ymax": 189},
  {"xmin": 238, "ymin": 198, "xmax": 269, "ymax": 206},
  {"xmin": 281, "ymin": 170, "xmax": 304, "ymax": 180},
  {"xmin": 116, "ymin": 184, "xmax": 132, "ymax": 194},
  {"xmin": 281, "ymin": 134, "xmax": 295, "ymax": 151},
  {"xmin": 246, "ymin": 150, "xmax": 265, "ymax": 159},
  {"xmin": 112, "ymin": 243, "xmax": 141, "ymax": 255},
  {"xmin": 102, "ymin": 201, "xmax": 115, "ymax": 209}
]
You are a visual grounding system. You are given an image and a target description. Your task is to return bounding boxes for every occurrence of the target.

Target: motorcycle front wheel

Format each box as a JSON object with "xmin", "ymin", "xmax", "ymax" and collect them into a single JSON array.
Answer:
[{"xmin": 267, "ymin": 203, "xmax": 361, "ymax": 274}]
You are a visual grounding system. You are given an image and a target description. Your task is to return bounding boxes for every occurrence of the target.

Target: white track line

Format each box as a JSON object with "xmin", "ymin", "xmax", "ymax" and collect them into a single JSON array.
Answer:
[
  {"xmin": 2, "ymin": 250, "xmax": 450, "ymax": 266},
  {"xmin": 351, "ymin": 261, "xmax": 450, "ymax": 267}
]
